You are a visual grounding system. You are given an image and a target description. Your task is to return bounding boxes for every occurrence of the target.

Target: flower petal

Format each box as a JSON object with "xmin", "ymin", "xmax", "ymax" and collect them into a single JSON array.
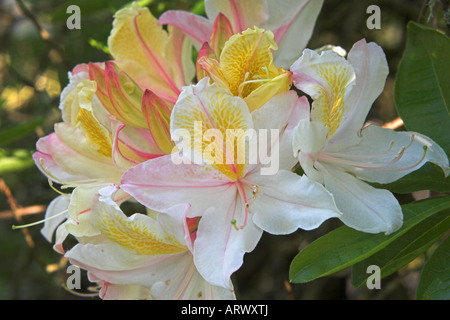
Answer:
[
  {"xmin": 330, "ymin": 39, "xmax": 389, "ymax": 147},
  {"xmin": 121, "ymin": 154, "xmax": 233, "ymax": 216},
  {"xmin": 158, "ymin": 10, "xmax": 213, "ymax": 46},
  {"xmin": 67, "ymin": 242, "xmax": 187, "ymax": 288},
  {"xmin": 251, "ymin": 91, "xmax": 308, "ymax": 172},
  {"xmin": 250, "ymin": 170, "xmax": 341, "ymax": 234},
  {"xmin": 333, "ymin": 125, "xmax": 450, "ymax": 184},
  {"xmin": 193, "ymin": 204, "xmax": 263, "ymax": 289},
  {"xmin": 320, "ymin": 163, "xmax": 403, "ymax": 234},
  {"xmin": 291, "ymin": 48, "xmax": 356, "ymax": 137},
  {"xmin": 170, "ymin": 78, "xmax": 253, "ymax": 180},
  {"xmin": 205, "ymin": 0, "xmax": 269, "ymax": 33},
  {"xmin": 33, "ymin": 134, "xmax": 88, "ymax": 183},
  {"xmin": 107, "ymin": 3, "xmax": 183, "ymax": 103},
  {"xmin": 293, "ymin": 119, "xmax": 329, "ymax": 155},
  {"xmin": 40, "ymin": 195, "xmax": 70, "ymax": 243},
  {"xmin": 270, "ymin": 0, "xmax": 324, "ymax": 68}
]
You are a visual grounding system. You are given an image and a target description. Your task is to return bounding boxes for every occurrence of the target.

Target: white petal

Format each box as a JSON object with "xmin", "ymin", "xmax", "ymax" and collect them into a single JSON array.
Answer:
[
  {"xmin": 250, "ymin": 170, "xmax": 341, "ymax": 234},
  {"xmin": 292, "ymin": 119, "xmax": 329, "ymax": 155},
  {"xmin": 320, "ymin": 163, "xmax": 403, "ymax": 234},
  {"xmin": 40, "ymin": 195, "xmax": 70, "ymax": 243},
  {"xmin": 193, "ymin": 205, "xmax": 263, "ymax": 289},
  {"xmin": 150, "ymin": 253, "xmax": 236, "ymax": 299},
  {"xmin": 329, "ymin": 39, "xmax": 389, "ymax": 148},
  {"xmin": 67, "ymin": 243, "xmax": 189, "ymax": 287},
  {"xmin": 331, "ymin": 125, "xmax": 450, "ymax": 184},
  {"xmin": 252, "ymin": 91, "xmax": 309, "ymax": 172}
]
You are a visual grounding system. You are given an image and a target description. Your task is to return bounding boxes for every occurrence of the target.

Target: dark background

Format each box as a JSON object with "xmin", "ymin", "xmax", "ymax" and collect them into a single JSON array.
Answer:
[{"xmin": 0, "ymin": 0, "xmax": 447, "ymax": 300}]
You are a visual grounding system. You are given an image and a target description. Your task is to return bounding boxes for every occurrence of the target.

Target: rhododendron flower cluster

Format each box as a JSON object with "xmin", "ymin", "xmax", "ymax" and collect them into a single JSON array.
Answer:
[{"xmin": 29, "ymin": 1, "xmax": 448, "ymax": 300}]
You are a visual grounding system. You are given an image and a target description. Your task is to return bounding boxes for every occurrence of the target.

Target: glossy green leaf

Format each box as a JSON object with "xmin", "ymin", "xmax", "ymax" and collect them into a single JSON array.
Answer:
[
  {"xmin": 394, "ymin": 22, "xmax": 450, "ymax": 156},
  {"xmin": 289, "ymin": 196, "xmax": 450, "ymax": 283},
  {"xmin": 416, "ymin": 236, "xmax": 450, "ymax": 300},
  {"xmin": 350, "ymin": 211, "xmax": 450, "ymax": 288}
]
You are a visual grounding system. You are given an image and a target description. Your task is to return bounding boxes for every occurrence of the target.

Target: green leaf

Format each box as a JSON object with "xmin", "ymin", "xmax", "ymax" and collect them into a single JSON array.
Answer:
[
  {"xmin": 394, "ymin": 22, "xmax": 450, "ymax": 156},
  {"xmin": 371, "ymin": 162, "xmax": 450, "ymax": 194},
  {"xmin": 416, "ymin": 236, "xmax": 450, "ymax": 299},
  {"xmin": 350, "ymin": 211, "xmax": 450, "ymax": 288},
  {"xmin": 289, "ymin": 196, "xmax": 450, "ymax": 283}
]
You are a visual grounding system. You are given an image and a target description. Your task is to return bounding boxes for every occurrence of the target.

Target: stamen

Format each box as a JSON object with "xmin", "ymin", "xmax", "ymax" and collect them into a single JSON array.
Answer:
[
  {"xmin": 234, "ymin": 180, "xmax": 249, "ymax": 229},
  {"xmin": 360, "ymin": 145, "xmax": 428, "ymax": 172},
  {"xmin": 261, "ymin": 66, "xmax": 270, "ymax": 79},
  {"xmin": 48, "ymin": 179, "xmax": 71, "ymax": 198},
  {"xmin": 12, "ymin": 208, "xmax": 68, "ymax": 230},
  {"xmin": 237, "ymin": 66, "xmax": 274, "ymax": 96},
  {"xmin": 230, "ymin": 219, "xmax": 239, "ymax": 231},
  {"xmin": 320, "ymin": 134, "xmax": 418, "ymax": 170},
  {"xmin": 319, "ymin": 143, "xmax": 427, "ymax": 173}
]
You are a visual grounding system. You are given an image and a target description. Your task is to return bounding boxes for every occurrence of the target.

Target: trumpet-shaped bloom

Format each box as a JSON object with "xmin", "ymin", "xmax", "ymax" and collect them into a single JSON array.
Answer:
[
  {"xmin": 197, "ymin": 26, "xmax": 292, "ymax": 112},
  {"xmin": 65, "ymin": 186, "xmax": 235, "ymax": 300},
  {"xmin": 121, "ymin": 78, "xmax": 341, "ymax": 289},
  {"xmin": 33, "ymin": 67, "xmax": 161, "ymax": 251},
  {"xmin": 159, "ymin": 0, "xmax": 324, "ymax": 68},
  {"xmin": 291, "ymin": 39, "xmax": 450, "ymax": 234}
]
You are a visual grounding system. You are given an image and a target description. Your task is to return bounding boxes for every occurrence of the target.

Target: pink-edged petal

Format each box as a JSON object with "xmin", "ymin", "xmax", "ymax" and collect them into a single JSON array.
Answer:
[
  {"xmin": 250, "ymin": 170, "xmax": 341, "ymax": 234},
  {"xmin": 33, "ymin": 134, "xmax": 90, "ymax": 183},
  {"xmin": 205, "ymin": 0, "xmax": 269, "ymax": 34},
  {"xmin": 51, "ymin": 123, "xmax": 122, "ymax": 181},
  {"xmin": 150, "ymin": 252, "xmax": 236, "ymax": 299},
  {"xmin": 108, "ymin": 3, "xmax": 183, "ymax": 103},
  {"xmin": 67, "ymin": 242, "xmax": 188, "ymax": 288},
  {"xmin": 121, "ymin": 154, "xmax": 233, "ymax": 216},
  {"xmin": 270, "ymin": 0, "xmax": 324, "ymax": 68},
  {"xmin": 319, "ymin": 163, "xmax": 403, "ymax": 234},
  {"xmin": 193, "ymin": 204, "xmax": 263, "ymax": 289},
  {"xmin": 159, "ymin": 10, "xmax": 214, "ymax": 46}
]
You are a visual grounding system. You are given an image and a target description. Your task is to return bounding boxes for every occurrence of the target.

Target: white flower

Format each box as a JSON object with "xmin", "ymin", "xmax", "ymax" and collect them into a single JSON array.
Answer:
[{"xmin": 291, "ymin": 39, "xmax": 449, "ymax": 234}]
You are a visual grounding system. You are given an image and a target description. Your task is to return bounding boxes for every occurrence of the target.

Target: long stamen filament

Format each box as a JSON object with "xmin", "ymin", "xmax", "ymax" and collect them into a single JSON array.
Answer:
[
  {"xmin": 48, "ymin": 179, "xmax": 71, "ymax": 198},
  {"xmin": 237, "ymin": 66, "xmax": 274, "ymax": 96},
  {"xmin": 358, "ymin": 146, "xmax": 428, "ymax": 172},
  {"xmin": 234, "ymin": 180, "xmax": 249, "ymax": 229},
  {"xmin": 12, "ymin": 209, "xmax": 68, "ymax": 230}
]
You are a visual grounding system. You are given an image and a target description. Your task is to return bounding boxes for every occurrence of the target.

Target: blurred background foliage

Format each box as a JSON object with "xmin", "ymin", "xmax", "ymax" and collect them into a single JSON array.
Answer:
[{"xmin": 0, "ymin": 0, "xmax": 447, "ymax": 299}]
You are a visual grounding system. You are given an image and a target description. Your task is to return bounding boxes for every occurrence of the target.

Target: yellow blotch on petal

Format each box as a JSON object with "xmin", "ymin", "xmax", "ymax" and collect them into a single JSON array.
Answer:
[
  {"xmin": 310, "ymin": 62, "xmax": 354, "ymax": 137},
  {"xmin": 76, "ymin": 108, "xmax": 112, "ymax": 157},
  {"xmin": 71, "ymin": 80, "xmax": 113, "ymax": 158},
  {"xmin": 172, "ymin": 88, "xmax": 252, "ymax": 181},
  {"xmin": 95, "ymin": 205, "xmax": 187, "ymax": 256}
]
